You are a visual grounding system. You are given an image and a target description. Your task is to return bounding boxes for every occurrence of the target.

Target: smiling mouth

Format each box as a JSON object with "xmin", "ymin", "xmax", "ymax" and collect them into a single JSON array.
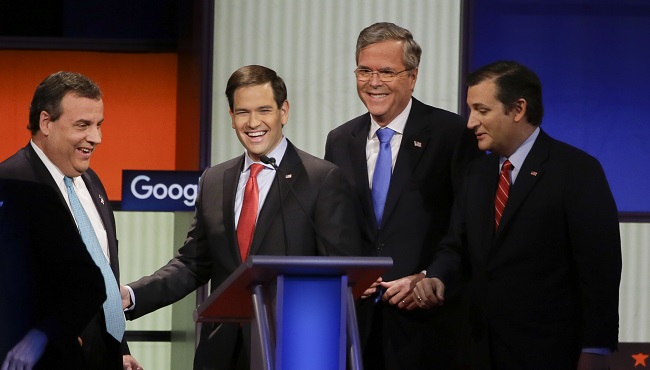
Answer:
[
  {"xmin": 368, "ymin": 93, "xmax": 388, "ymax": 99},
  {"xmin": 78, "ymin": 147, "xmax": 93, "ymax": 154},
  {"xmin": 247, "ymin": 131, "xmax": 266, "ymax": 137}
]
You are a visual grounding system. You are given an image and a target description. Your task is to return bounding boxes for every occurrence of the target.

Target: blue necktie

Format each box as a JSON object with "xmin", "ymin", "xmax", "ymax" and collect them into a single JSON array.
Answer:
[
  {"xmin": 372, "ymin": 128, "xmax": 395, "ymax": 226},
  {"xmin": 64, "ymin": 177, "xmax": 125, "ymax": 342}
]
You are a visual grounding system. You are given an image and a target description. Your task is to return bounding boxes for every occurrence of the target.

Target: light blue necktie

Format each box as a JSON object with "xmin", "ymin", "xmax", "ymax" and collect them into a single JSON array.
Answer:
[
  {"xmin": 64, "ymin": 176, "xmax": 125, "ymax": 342},
  {"xmin": 372, "ymin": 128, "xmax": 395, "ymax": 226}
]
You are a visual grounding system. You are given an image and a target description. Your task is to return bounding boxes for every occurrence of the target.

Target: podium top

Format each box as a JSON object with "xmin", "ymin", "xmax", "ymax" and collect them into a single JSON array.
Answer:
[{"xmin": 194, "ymin": 255, "xmax": 392, "ymax": 322}]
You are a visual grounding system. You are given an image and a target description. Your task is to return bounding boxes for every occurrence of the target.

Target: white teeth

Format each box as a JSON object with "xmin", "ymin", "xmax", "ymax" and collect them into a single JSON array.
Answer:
[
  {"xmin": 370, "ymin": 94, "xmax": 388, "ymax": 98},
  {"xmin": 247, "ymin": 131, "xmax": 265, "ymax": 137},
  {"xmin": 79, "ymin": 148, "xmax": 91, "ymax": 153}
]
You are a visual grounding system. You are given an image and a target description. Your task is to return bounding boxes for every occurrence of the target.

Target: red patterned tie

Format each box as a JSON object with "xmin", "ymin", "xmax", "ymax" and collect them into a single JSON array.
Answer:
[
  {"xmin": 495, "ymin": 160, "xmax": 514, "ymax": 230},
  {"xmin": 237, "ymin": 163, "xmax": 264, "ymax": 261}
]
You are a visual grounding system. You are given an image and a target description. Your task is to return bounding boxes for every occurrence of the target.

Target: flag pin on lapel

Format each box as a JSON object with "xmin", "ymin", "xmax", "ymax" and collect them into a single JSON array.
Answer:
[
  {"xmin": 414, "ymin": 141, "xmax": 422, "ymax": 148},
  {"xmin": 99, "ymin": 194, "xmax": 105, "ymax": 205},
  {"xmin": 530, "ymin": 171, "xmax": 538, "ymax": 176},
  {"xmin": 285, "ymin": 174, "xmax": 292, "ymax": 179}
]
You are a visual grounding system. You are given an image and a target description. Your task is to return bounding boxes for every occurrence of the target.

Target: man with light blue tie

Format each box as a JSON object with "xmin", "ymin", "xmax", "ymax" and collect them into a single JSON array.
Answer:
[
  {"xmin": 0, "ymin": 71, "xmax": 141, "ymax": 370},
  {"xmin": 325, "ymin": 22, "xmax": 483, "ymax": 369}
]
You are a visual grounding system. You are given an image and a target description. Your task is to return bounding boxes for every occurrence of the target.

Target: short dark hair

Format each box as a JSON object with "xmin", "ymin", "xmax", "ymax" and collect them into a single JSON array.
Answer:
[
  {"xmin": 356, "ymin": 22, "xmax": 422, "ymax": 71},
  {"xmin": 225, "ymin": 65, "xmax": 287, "ymax": 111},
  {"xmin": 28, "ymin": 71, "xmax": 102, "ymax": 134},
  {"xmin": 466, "ymin": 61, "xmax": 544, "ymax": 126}
]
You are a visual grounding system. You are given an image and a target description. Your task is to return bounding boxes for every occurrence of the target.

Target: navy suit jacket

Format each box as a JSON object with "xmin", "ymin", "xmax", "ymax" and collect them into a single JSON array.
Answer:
[
  {"xmin": 126, "ymin": 140, "xmax": 361, "ymax": 369},
  {"xmin": 325, "ymin": 98, "xmax": 482, "ymax": 369},
  {"xmin": 428, "ymin": 130, "xmax": 621, "ymax": 369},
  {"xmin": 0, "ymin": 178, "xmax": 105, "ymax": 369},
  {"xmin": 0, "ymin": 144, "xmax": 128, "ymax": 370}
]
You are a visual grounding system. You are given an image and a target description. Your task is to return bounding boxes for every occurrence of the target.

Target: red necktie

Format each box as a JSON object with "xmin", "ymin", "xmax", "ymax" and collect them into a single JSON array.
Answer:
[
  {"xmin": 495, "ymin": 160, "xmax": 514, "ymax": 230},
  {"xmin": 237, "ymin": 163, "xmax": 264, "ymax": 261}
]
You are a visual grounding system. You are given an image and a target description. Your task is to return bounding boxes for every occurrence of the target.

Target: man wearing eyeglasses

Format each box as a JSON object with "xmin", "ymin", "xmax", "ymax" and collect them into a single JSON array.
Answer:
[{"xmin": 325, "ymin": 22, "xmax": 482, "ymax": 370}]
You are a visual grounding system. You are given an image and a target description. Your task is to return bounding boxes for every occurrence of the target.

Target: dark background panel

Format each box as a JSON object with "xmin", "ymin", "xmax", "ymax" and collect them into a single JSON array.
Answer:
[{"xmin": 466, "ymin": 0, "xmax": 650, "ymax": 213}]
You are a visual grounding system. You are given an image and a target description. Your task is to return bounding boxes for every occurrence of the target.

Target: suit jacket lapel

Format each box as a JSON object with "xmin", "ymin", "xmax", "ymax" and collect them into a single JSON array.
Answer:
[
  {"xmin": 496, "ymin": 130, "xmax": 549, "ymax": 237},
  {"xmin": 24, "ymin": 144, "xmax": 68, "ymax": 204},
  {"xmin": 381, "ymin": 99, "xmax": 430, "ymax": 228},
  {"xmin": 249, "ymin": 141, "xmax": 302, "ymax": 256},
  {"xmin": 471, "ymin": 154, "xmax": 501, "ymax": 259},
  {"xmin": 348, "ymin": 117, "xmax": 377, "ymax": 232},
  {"xmin": 225, "ymin": 156, "xmax": 245, "ymax": 262},
  {"xmin": 81, "ymin": 172, "xmax": 120, "ymax": 270}
]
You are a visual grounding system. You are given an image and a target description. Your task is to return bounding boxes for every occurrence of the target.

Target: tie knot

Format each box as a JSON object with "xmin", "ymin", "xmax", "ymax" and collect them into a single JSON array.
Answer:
[
  {"xmin": 64, "ymin": 176, "xmax": 74, "ymax": 188},
  {"xmin": 502, "ymin": 160, "xmax": 514, "ymax": 172},
  {"xmin": 376, "ymin": 128, "xmax": 395, "ymax": 143},
  {"xmin": 249, "ymin": 163, "xmax": 264, "ymax": 178}
]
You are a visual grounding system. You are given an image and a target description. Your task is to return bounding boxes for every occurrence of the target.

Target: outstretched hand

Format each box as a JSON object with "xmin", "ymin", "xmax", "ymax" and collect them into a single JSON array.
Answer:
[
  {"xmin": 380, "ymin": 273, "xmax": 425, "ymax": 310},
  {"xmin": 120, "ymin": 285, "xmax": 132, "ymax": 310},
  {"xmin": 1, "ymin": 329, "xmax": 48, "ymax": 370}
]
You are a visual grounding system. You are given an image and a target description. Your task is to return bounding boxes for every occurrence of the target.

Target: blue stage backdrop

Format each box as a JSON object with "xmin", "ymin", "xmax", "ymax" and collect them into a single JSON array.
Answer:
[{"xmin": 466, "ymin": 0, "xmax": 650, "ymax": 214}]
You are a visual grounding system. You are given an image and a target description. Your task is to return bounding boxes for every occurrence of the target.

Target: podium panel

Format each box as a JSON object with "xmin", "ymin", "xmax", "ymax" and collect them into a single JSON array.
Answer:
[
  {"xmin": 194, "ymin": 256, "xmax": 393, "ymax": 370},
  {"xmin": 276, "ymin": 275, "xmax": 346, "ymax": 370}
]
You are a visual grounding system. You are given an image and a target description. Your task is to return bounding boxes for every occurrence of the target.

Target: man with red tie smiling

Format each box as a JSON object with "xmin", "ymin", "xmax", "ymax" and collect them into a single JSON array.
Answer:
[{"xmin": 121, "ymin": 65, "xmax": 360, "ymax": 370}]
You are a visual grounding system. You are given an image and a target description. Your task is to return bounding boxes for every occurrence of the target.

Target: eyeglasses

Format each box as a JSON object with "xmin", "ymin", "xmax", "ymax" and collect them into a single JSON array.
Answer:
[{"xmin": 354, "ymin": 68, "xmax": 412, "ymax": 82}]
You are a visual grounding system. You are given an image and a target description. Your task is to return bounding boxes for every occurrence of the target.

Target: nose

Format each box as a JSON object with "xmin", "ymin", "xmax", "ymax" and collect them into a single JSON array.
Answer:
[
  {"xmin": 248, "ymin": 112, "xmax": 262, "ymax": 128},
  {"xmin": 87, "ymin": 124, "xmax": 102, "ymax": 144},
  {"xmin": 368, "ymin": 72, "xmax": 384, "ymax": 87},
  {"xmin": 467, "ymin": 113, "xmax": 479, "ymax": 130}
]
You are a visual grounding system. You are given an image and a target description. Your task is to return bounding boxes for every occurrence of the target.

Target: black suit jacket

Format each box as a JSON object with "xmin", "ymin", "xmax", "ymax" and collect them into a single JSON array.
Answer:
[
  {"xmin": 428, "ymin": 130, "xmax": 621, "ymax": 369},
  {"xmin": 0, "ymin": 178, "xmax": 105, "ymax": 369},
  {"xmin": 325, "ymin": 98, "xmax": 482, "ymax": 369},
  {"xmin": 126, "ymin": 140, "xmax": 361, "ymax": 370},
  {"xmin": 0, "ymin": 144, "xmax": 128, "ymax": 370}
]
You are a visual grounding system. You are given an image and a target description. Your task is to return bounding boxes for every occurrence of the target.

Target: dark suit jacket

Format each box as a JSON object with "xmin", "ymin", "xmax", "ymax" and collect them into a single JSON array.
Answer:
[
  {"xmin": 428, "ymin": 130, "xmax": 621, "ymax": 369},
  {"xmin": 0, "ymin": 178, "xmax": 105, "ymax": 369},
  {"xmin": 0, "ymin": 144, "xmax": 128, "ymax": 370},
  {"xmin": 126, "ymin": 141, "xmax": 361, "ymax": 370},
  {"xmin": 325, "ymin": 98, "xmax": 482, "ymax": 369}
]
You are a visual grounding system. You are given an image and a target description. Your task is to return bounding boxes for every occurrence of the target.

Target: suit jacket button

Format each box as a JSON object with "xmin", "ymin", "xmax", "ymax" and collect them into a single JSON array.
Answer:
[{"xmin": 377, "ymin": 243, "xmax": 384, "ymax": 251}]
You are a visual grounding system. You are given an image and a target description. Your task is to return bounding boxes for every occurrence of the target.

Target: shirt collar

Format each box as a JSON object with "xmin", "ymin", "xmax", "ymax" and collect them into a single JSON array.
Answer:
[
  {"xmin": 501, "ymin": 126, "xmax": 540, "ymax": 171},
  {"xmin": 243, "ymin": 136, "xmax": 288, "ymax": 172},
  {"xmin": 368, "ymin": 98, "xmax": 412, "ymax": 140},
  {"xmin": 30, "ymin": 140, "xmax": 79, "ymax": 188}
]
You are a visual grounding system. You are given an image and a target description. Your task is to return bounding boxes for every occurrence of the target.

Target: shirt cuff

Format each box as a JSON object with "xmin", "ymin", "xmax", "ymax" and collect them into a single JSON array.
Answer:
[{"xmin": 582, "ymin": 347, "xmax": 611, "ymax": 356}]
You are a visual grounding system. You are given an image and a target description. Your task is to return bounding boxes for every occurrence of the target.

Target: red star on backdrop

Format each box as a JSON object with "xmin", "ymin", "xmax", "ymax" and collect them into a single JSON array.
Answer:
[{"xmin": 632, "ymin": 352, "xmax": 649, "ymax": 367}]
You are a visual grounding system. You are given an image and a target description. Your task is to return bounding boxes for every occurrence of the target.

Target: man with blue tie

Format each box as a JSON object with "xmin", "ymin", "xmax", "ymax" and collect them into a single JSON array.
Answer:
[
  {"xmin": 0, "ymin": 71, "xmax": 141, "ymax": 370},
  {"xmin": 325, "ymin": 22, "xmax": 482, "ymax": 369}
]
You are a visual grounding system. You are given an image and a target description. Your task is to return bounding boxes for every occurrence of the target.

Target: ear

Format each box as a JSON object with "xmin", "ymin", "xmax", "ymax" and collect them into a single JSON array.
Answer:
[
  {"xmin": 229, "ymin": 108, "xmax": 236, "ymax": 129},
  {"xmin": 409, "ymin": 68, "xmax": 419, "ymax": 92},
  {"xmin": 512, "ymin": 98, "xmax": 527, "ymax": 123},
  {"xmin": 280, "ymin": 100, "xmax": 289, "ymax": 127},
  {"xmin": 39, "ymin": 111, "xmax": 52, "ymax": 136}
]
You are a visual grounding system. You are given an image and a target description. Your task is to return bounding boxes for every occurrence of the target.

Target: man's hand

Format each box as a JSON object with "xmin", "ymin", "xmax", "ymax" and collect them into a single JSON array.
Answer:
[
  {"xmin": 120, "ymin": 285, "xmax": 132, "ymax": 310},
  {"xmin": 1, "ymin": 329, "xmax": 48, "ymax": 370},
  {"xmin": 379, "ymin": 273, "xmax": 425, "ymax": 310},
  {"xmin": 123, "ymin": 354, "xmax": 143, "ymax": 370},
  {"xmin": 360, "ymin": 277, "xmax": 383, "ymax": 299},
  {"xmin": 413, "ymin": 277, "xmax": 445, "ymax": 309}
]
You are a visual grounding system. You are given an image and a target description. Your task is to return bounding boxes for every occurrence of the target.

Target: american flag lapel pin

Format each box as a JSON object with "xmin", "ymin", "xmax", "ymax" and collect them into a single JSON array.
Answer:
[
  {"xmin": 285, "ymin": 174, "xmax": 292, "ymax": 179},
  {"xmin": 530, "ymin": 171, "xmax": 538, "ymax": 177},
  {"xmin": 414, "ymin": 141, "xmax": 422, "ymax": 148},
  {"xmin": 99, "ymin": 194, "xmax": 105, "ymax": 205}
]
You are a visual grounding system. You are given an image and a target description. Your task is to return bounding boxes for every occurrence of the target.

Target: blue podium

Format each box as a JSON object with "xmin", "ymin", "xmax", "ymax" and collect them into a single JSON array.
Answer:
[{"xmin": 193, "ymin": 255, "xmax": 392, "ymax": 370}]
